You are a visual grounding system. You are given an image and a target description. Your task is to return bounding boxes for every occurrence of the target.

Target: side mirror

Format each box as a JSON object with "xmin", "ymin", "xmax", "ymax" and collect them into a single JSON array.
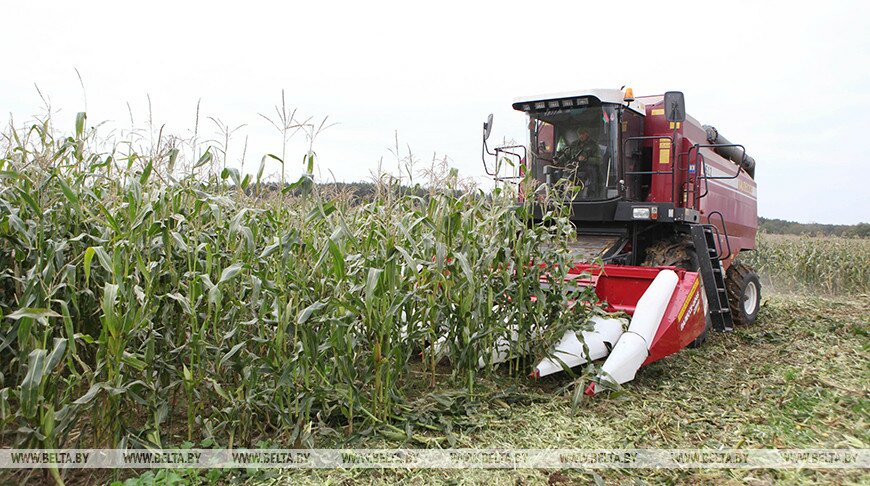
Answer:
[
  {"xmin": 663, "ymin": 91, "xmax": 686, "ymax": 123},
  {"xmin": 483, "ymin": 113, "xmax": 494, "ymax": 141}
]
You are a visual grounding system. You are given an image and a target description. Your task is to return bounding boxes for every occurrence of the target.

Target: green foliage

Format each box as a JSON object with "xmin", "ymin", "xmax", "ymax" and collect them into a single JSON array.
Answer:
[
  {"xmin": 0, "ymin": 112, "xmax": 593, "ymax": 456},
  {"xmin": 758, "ymin": 217, "xmax": 869, "ymax": 238}
]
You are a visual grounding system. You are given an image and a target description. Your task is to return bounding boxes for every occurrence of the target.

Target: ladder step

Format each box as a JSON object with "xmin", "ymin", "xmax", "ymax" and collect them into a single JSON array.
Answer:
[{"xmin": 690, "ymin": 224, "xmax": 734, "ymax": 332}]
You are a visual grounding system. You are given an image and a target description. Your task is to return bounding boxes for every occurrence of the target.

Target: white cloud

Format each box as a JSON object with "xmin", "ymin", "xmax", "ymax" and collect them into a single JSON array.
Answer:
[{"xmin": 2, "ymin": 0, "xmax": 868, "ymax": 223}]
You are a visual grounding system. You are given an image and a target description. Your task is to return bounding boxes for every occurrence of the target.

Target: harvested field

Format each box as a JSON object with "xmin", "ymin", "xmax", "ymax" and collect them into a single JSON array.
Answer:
[
  {"xmin": 249, "ymin": 291, "xmax": 868, "ymax": 485},
  {"xmin": 101, "ymin": 292, "xmax": 869, "ymax": 485}
]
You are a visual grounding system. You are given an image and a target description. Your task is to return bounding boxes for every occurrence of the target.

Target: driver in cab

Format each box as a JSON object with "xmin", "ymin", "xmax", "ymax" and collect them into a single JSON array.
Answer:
[{"xmin": 555, "ymin": 127, "xmax": 601, "ymax": 196}]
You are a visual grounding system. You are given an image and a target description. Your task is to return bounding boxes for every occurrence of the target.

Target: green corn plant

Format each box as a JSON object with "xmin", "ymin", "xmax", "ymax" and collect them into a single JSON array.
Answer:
[
  {"xmin": 0, "ymin": 104, "xmax": 662, "ymax": 473},
  {"xmin": 742, "ymin": 233, "xmax": 869, "ymax": 294}
]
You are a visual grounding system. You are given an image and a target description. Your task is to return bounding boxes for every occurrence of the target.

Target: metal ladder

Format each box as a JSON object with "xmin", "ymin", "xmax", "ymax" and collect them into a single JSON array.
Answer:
[{"xmin": 690, "ymin": 224, "xmax": 733, "ymax": 331}]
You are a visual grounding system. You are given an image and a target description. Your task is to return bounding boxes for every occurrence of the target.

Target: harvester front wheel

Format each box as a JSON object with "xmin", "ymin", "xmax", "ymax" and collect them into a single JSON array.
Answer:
[
  {"xmin": 726, "ymin": 261, "xmax": 761, "ymax": 325},
  {"xmin": 642, "ymin": 237, "xmax": 711, "ymax": 347}
]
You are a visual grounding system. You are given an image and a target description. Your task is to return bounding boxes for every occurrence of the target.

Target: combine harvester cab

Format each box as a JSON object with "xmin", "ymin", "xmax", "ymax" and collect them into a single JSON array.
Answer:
[{"xmin": 532, "ymin": 263, "xmax": 708, "ymax": 394}]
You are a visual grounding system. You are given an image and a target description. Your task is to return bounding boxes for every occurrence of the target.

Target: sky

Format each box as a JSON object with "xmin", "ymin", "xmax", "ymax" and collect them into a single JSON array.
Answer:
[{"xmin": 3, "ymin": 1, "xmax": 868, "ymax": 224}]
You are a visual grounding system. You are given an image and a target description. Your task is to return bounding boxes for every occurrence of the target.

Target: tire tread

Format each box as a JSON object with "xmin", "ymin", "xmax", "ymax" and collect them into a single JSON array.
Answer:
[{"xmin": 726, "ymin": 261, "xmax": 760, "ymax": 325}]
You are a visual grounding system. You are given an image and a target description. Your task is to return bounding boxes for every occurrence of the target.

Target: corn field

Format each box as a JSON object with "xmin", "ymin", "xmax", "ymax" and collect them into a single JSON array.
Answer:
[
  {"xmin": 0, "ymin": 112, "xmax": 598, "ymax": 453},
  {"xmin": 741, "ymin": 233, "xmax": 870, "ymax": 295},
  {"xmin": 1, "ymin": 110, "xmax": 866, "ymax": 460}
]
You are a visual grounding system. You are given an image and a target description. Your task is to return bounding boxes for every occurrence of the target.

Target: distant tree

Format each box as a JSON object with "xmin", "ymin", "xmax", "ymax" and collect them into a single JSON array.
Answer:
[{"xmin": 758, "ymin": 217, "xmax": 867, "ymax": 238}]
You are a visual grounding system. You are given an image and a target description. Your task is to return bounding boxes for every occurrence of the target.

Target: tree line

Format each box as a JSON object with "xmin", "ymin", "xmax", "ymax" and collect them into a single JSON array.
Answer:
[{"xmin": 758, "ymin": 217, "xmax": 869, "ymax": 238}]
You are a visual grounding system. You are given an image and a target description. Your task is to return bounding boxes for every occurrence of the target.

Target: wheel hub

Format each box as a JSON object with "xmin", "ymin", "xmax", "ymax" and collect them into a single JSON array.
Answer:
[{"xmin": 743, "ymin": 281, "xmax": 758, "ymax": 314}]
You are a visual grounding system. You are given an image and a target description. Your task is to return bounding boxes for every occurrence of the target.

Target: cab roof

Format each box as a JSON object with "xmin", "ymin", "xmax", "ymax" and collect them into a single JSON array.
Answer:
[{"xmin": 512, "ymin": 89, "xmax": 646, "ymax": 116}]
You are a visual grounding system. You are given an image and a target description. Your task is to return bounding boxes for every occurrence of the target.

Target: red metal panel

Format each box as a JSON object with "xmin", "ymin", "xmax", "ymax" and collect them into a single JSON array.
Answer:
[
  {"xmin": 641, "ymin": 103, "xmax": 682, "ymax": 205},
  {"xmin": 644, "ymin": 270, "xmax": 706, "ymax": 364},
  {"xmin": 562, "ymin": 263, "xmax": 706, "ymax": 366},
  {"xmin": 640, "ymin": 96, "xmax": 759, "ymax": 264}
]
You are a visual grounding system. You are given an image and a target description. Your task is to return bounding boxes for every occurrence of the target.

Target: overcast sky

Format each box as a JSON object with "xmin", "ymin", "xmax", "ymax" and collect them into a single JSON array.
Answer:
[{"xmin": 3, "ymin": 1, "xmax": 868, "ymax": 224}]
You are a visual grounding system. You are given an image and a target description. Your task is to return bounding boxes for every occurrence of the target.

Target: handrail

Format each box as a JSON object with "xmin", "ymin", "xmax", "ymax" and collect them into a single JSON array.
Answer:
[
  {"xmin": 692, "ymin": 143, "xmax": 747, "ymax": 180},
  {"xmin": 689, "ymin": 142, "xmax": 747, "ymax": 205},
  {"xmin": 489, "ymin": 144, "xmax": 527, "ymax": 179},
  {"xmin": 676, "ymin": 151, "xmax": 695, "ymax": 208},
  {"xmin": 696, "ymin": 151, "xmax": 709, "ymax": 204},
  {"xmin": 621, "ymin": 136, "xmax": 675, "ymax": 174},
  {"xmin": 706, "ymin": 211, "xmax": 732, "ymax": 261},
  {"xmin": 622, "ymin": 135, "xmax": 675, "ymax": 202}
]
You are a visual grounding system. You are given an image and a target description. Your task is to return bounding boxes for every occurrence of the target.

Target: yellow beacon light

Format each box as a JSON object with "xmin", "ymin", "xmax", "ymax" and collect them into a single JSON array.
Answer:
[{"xmin": 623, "ymin": 87, "xmax": 635, "ymax": 102}]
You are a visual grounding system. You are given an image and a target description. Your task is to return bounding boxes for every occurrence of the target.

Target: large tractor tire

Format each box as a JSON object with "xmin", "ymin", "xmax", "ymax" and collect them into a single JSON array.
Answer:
[
  {"xmin": 642, "ymin": 237, "xmax": 695, "ymax": 268},
  {"xmin": 725, "ymin": 261, "xmax": 761, "ymax": 325},
  {"xmin": 642, "ymin": 237, "xmax": 711, "ymax": 348}
]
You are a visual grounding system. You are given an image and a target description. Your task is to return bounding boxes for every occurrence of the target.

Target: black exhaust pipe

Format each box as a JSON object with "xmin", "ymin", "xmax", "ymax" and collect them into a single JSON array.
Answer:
[{"xmin": 702, "ymin": 125, "xmax": 756, "ymax": 178}]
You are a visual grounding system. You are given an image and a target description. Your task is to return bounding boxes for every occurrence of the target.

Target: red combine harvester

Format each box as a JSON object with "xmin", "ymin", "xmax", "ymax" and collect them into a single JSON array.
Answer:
[{"xmin": 481, "ymin": 89, "xmax": 761, "ymax": 393}]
